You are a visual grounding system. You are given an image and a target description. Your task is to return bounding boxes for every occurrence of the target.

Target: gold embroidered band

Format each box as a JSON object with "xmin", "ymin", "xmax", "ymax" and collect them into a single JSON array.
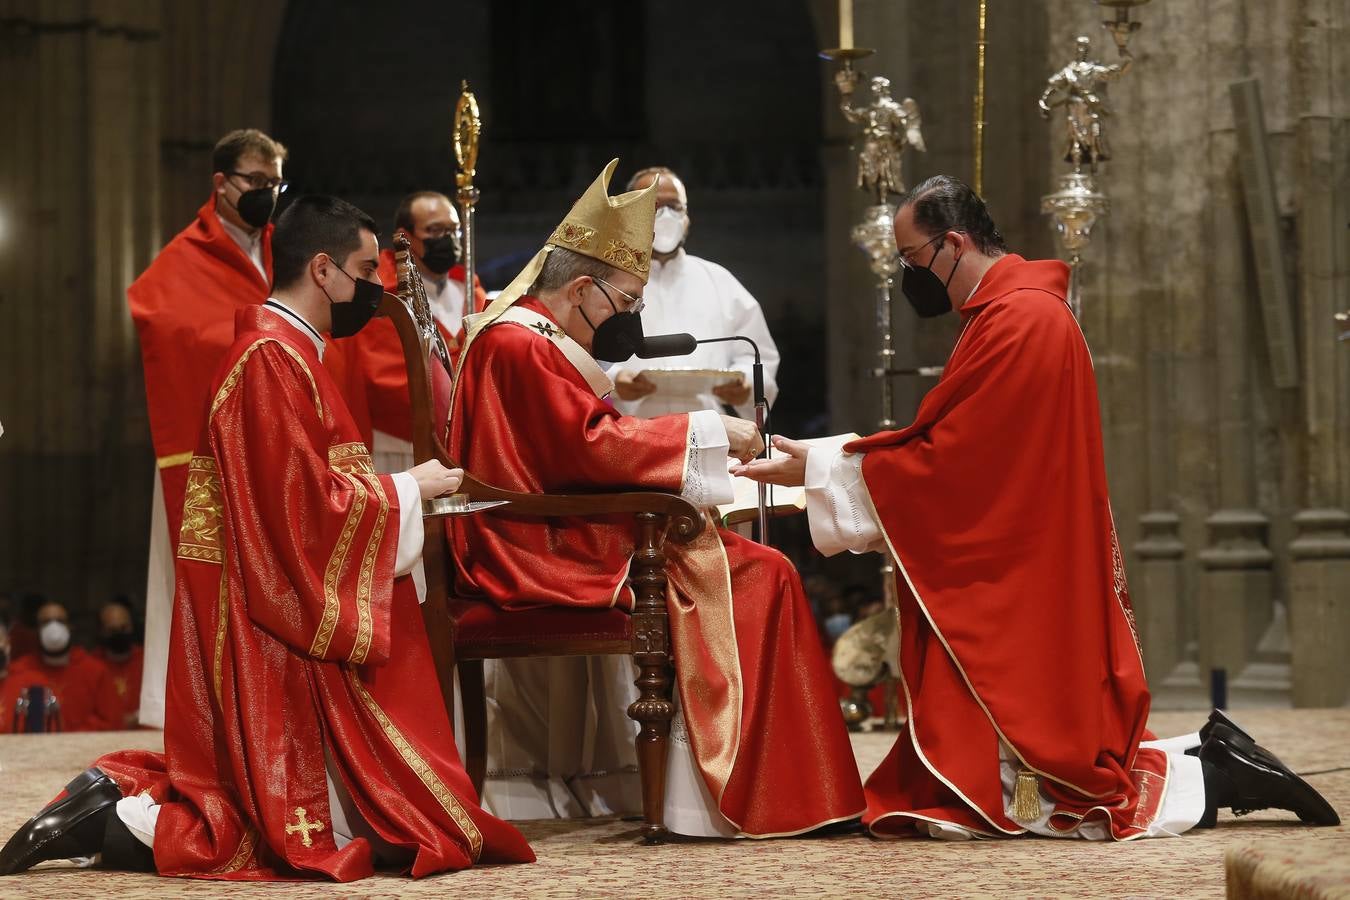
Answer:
[{"xmin": 177, "ymin": 456, "xmax": 224, "ymax": 564}]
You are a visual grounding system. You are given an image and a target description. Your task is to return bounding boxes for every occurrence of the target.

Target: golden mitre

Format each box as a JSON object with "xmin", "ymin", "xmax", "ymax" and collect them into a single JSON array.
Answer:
[
  {"xmin": 456, "ymin": 159, "xmax": 658, "ymax": 376},
  {"xmin": 546, "ymin": 158, "xmax": 658, "ymax": 283}
]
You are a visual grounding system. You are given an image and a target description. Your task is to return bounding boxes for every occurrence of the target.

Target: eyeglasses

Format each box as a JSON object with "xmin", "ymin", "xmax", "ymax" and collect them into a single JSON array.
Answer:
[
  {"xmin": 593, "ymin": 277, "xmax": 644, "ymax": 315},
  {"xmin": 897, "ymin": 231, "xmax": 958, "ymax": 271},
  {"xmin": 421, "ymin": 224, "xmax": 461, "ymax": 239},
  {"xmin": 228, "ymin": 171, "xmax": 289, "ymax": 193}
]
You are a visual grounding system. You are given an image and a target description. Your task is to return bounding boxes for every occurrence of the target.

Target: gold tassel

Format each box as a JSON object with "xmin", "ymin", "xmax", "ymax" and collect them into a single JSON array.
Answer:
[{"xmin": 1012, "ymin": 769, "xmax": 1041, "ymax": 822}]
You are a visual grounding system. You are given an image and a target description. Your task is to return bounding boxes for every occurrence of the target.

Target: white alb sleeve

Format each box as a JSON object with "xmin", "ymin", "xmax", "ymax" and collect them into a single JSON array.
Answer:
[
  {"xmin": 682, "ymin": 410, "xmax": 734, "ymax": 507},
  {"xmin": 804, "ymin": 446, "xmax": 887, "ymax": 556},
  {"xmin": 391, "ymin": 472, "xmax": 425, "ymax": 577}
]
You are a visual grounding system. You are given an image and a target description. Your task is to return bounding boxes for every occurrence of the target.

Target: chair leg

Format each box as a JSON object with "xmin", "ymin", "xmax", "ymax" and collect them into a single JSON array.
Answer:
[
  {"xmin": 626, "ymin": 512, "xmax": 675, "ymax": 844},
  {"xmin": 458, "ymin": 659, "xmax": 489, "ymax": 798}
]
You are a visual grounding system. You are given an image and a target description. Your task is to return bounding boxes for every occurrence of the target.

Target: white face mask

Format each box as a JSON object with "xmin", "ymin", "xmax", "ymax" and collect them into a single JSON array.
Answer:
[
  {"xmin": 652, "ymin": 207, "xmax": 687, "ymax": 254},
  {"xmin": 40, "ymin": 620, "xmax": 70, "ymax": 655}
]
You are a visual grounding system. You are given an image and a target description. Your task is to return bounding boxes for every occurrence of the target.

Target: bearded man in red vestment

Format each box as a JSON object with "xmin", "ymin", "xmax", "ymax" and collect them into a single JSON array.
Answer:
[
  {"xmin": 737, "ymin": 175, "xmax": 1338, "ymax": 840},
  {"xmin": 0, "ymin": 195, "xmax": 533, "ymax": 880},
  {"xmin": 446, "ymin": 159, "xmax": 866, "ymax": 837}
]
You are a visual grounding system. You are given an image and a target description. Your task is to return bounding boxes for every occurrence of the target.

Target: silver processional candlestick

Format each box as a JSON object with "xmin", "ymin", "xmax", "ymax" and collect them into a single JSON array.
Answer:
[
  {"xmin": 1039, "ymin": 1, "xmax": 1151, "ymax": 318},
  {"xmin": 822, "ymin": 32, "xmax": 928, "ymax": 730}
]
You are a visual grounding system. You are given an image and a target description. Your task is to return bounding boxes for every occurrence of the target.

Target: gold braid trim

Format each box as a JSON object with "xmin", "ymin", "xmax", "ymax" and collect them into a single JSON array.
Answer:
[
  {"xmin": 208, "ymin": 826, "xmax": 258, "ymax": 875},
  {"xmin": 311, "ymin": 473, "xmax": 366, "ymax": 659},
  {"xmin": 210, "ymin": 338, "xmax": 323, "ymax": 420},
  {"xmin": 346, "ymin": 670, "xmax": 483, "ymax": 860},
  {"xmin": 156, "ymin": 451, "xmax": 194, "ymax": 469},
  {"xmin": 347, "ymin": 473, "xmax": 387, "ymax": 664},
  {"xmin": 213, "ymin": 571, "xmax": 229, "ymax": 705}
]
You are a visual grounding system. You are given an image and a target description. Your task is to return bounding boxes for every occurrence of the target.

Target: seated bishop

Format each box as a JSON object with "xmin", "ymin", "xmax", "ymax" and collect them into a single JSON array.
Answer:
[
  {"xmin": 444, "ymin": 159, "xmax": 866, "ymax": 837},
  {"xmin": 0, "ymin": 195, "xmax": 533, "ymax": 882}
]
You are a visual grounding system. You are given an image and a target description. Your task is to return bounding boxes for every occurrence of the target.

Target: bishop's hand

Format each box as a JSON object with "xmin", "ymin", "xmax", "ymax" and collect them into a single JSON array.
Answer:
[
  {"xmin": 731, "ymin": 435, "xmax": 809, "ymax": 487},
  {"xmin": 408, "ymin": 459, "xmax": 464, "ymax": 500},
  {"xmin": 721, "ymin": 415, "xmax": 766, "ymax": 464}
]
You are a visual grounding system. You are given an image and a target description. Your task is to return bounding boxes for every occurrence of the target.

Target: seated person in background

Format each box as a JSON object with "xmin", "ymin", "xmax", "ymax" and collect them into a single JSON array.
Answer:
[
  {"xmin": 2, "ymin": 599, "xmax": 110, "ymax": 732},
  {"xmin": 91, "ymin": 599, "xmax": 144, "ymax": 730}
]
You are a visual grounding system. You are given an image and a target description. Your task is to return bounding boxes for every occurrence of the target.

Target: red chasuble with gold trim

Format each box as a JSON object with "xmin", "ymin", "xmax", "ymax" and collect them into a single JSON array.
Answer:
[
  {"xmin": 847, "ymin": 254, "xmax": 1164, "ymax": 840},
  {"xmin": 95, "ymin": 306, "xmax": 533, "ymax": 880},
  {"xmin": 447, "ymin": 298, "xmax": 865, "ymax": 836}
]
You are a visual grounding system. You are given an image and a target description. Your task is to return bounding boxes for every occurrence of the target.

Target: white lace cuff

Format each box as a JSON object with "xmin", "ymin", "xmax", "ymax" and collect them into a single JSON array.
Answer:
[
  {"xmin": 804, "ymin": 446, "xmax": 886, "ymax": 556},
  {"xmin": 682, "ymin": 410, "xmax": 734, "ymax": 507}
]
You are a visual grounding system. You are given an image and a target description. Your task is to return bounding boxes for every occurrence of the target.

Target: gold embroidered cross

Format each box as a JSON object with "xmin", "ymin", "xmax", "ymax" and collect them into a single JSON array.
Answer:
[{"xmin": 285, "ymin": 807, "xmax": 325, "ymax": 848}]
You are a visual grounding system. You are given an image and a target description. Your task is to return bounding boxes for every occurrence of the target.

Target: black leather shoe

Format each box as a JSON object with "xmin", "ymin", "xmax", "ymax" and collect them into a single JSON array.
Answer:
[
  {"xmin": 1199, "ymin": 709, "xmax": 1252, "ymax": 745},
  {"xmin": 1199, "ymin": 723, "xmax": 1340, "ymax": 826},
  {"xmin": 0, "ymin": 769, "xmax": 123, "ymax": 875}
]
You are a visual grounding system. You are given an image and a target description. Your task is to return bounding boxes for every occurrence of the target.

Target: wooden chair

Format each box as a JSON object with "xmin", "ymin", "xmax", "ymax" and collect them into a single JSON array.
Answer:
[{"xmin": 375, "ymin": 234, "xmax": 702, "ymax": 842}]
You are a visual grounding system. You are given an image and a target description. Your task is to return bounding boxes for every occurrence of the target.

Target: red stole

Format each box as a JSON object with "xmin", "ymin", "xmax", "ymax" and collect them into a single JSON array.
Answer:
[
  {"xmin": 848, "ymin": 254, "xmax": 1163, "ymax": 839},
  {"xmin": 446, "ymin": 299, "xmax": 865, "ymax": 835},
  {"xmin": 95, "ymin": 306, "xmax": 532, "ymax": 879}
]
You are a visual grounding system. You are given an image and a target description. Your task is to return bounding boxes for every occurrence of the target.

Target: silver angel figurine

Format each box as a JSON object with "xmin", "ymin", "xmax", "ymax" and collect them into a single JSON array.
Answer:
[
  {"xmin": 1038, "ymin": 35, "xmax": 1133, "ymax": 172},
  {"xmin": 836, "ymin": 71, "xmax": 926, "ymax": 202}
]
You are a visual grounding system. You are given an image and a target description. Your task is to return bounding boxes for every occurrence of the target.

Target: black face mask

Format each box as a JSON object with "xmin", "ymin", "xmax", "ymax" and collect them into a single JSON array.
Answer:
[
  {"xmin": 900, "ymin": 233, "xmax": 961, "ymax": 319},
  {"xmin": 233, "ymin": 187, "xmax": 277, "ymax": 229},
  {"xmin": 419, "ymin": 234, "xmax": 461, "ymax": 275},
  {"xmin": 581, "ymin": 281, "xmax": 644, "ymax": 364},
  {"xmin": 322, "ymin": 257, "xmax": 384, "ymax": 338},
  {"xmin": 102, "ymin": 631, "xmax": 134, "ymax": 656}
]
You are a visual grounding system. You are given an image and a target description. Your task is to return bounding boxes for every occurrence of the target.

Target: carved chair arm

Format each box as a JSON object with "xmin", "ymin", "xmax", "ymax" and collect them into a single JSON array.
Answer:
[{"xmin": 431, "ymin": 435, "xmax": 705, "ymax": 544}]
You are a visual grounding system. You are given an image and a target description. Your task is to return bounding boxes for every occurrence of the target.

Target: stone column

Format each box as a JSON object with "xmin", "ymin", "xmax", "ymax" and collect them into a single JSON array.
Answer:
[
  {"xmin": 0, "ymin": 0, "xmax": 162, "ymax": 615},
  {"xmin": 1288, "ymin": 0, "xmax": 1350, "ymax": 707},
  {"xmin": 1195, "ymin": 2, "xmax": 1277, "ymax": 680}
]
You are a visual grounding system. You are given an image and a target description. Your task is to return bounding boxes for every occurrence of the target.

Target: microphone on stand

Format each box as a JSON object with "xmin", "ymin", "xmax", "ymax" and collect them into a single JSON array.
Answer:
[{"xmin": 636, "ymin": 332, "xmax": 773, "ymax": 544}]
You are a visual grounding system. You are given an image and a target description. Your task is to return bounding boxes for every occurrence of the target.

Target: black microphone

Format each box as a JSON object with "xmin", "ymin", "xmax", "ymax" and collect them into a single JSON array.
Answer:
[
  {"xmin": 637, "ymin": 332, "xmax": 773, "ymax": 543},
  {"xmin": 635, "ymin": 332, "xmax": 698, "ymax": 358}
]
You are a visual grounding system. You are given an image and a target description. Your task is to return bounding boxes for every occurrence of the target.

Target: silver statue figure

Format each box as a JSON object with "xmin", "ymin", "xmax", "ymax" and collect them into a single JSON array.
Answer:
[
  {"xmin": 1038, "ymin": 35, "xmax": 1133, "ymax": 172},
  {"xmin": 836, "ymin": 71, "xmax": 926, "ymax": 201}
]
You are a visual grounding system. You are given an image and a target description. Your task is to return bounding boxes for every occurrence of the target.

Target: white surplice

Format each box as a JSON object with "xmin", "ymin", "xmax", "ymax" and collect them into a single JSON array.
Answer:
[{"xmin": 609, "ymin": 250, "xmax": 779, "ymax": 419}]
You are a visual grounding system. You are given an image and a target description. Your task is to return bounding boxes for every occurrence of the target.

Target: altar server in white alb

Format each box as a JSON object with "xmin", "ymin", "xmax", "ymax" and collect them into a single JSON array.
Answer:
[{"xmin": 608, "ymin": 167, "xmax": 780, "ymax": 419}]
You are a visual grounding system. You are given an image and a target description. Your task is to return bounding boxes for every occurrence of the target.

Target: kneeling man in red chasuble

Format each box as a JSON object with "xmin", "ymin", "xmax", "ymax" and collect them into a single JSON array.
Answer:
[
  {"xmin": 0, "ymin": 196, "xmax": 534, "ymax": 880},
  {"xmin": 445, "ymin": 160, "xmax": 866, "ymax": 837},
  {"xmin": 737, "ymin": 175, "xmax": 1339, "ymax": 840}
]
